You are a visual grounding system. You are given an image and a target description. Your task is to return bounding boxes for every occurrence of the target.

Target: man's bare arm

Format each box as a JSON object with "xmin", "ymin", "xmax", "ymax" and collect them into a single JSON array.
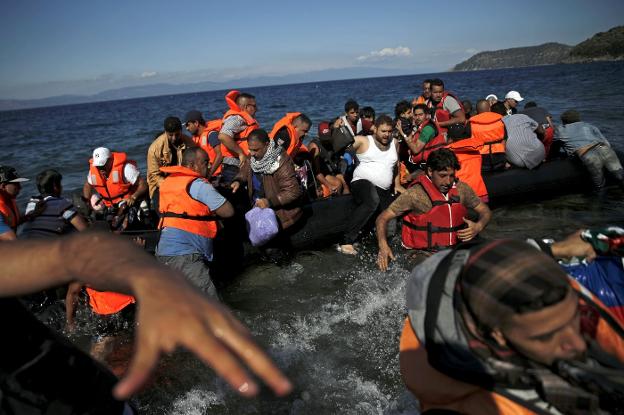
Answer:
[
  {"xmin": 0, "ymin": 233, "xmax": 292, "ymax": 399},
  {"xmin": 437, "ymin": 109, "xmax": 466, "ymax": 128}
]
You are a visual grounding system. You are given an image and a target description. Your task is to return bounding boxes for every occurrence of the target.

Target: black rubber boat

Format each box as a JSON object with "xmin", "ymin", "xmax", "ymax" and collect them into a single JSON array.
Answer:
[{"xmin": 91, "ymin": 149, "xmax": 622, "ymax": 257}]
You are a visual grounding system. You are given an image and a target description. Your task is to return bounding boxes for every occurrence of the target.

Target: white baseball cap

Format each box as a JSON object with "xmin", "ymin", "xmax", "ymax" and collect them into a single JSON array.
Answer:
[
  {"xmin": 485, "ymin": 94, "xmax": 498, "ymax": 101},
  {"xmin": 505, "ymin": 91, "xmax": 524, "ymax": 102},
  {"xmin": 92, "ymin": 147, "xmax": 111, "ymax": 167}
]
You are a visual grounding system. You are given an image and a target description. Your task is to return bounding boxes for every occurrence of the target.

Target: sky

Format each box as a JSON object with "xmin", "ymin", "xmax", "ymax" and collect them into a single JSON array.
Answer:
[{"xmin": 1, "ymin": 0, "xmax": 623, "ymax": 100}]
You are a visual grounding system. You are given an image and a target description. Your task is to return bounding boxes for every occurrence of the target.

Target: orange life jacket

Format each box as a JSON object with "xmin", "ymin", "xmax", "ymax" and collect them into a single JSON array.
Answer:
[
  {"xmin": 429, "ymin": 91, "xmax": 465, "ymax": 131},
  {"xmin": 0, "ymin": 192, "xmax": 19, "ymax": 231},
  {"xmin": 269, "ymin": 112, "xmax": 305, "ymax": 157},
  {"xmin": 158, "ymin": 165, "xmax": 218, "ymax": 238},
  {"xmin": 400, "ymin": 276, "xmax": 624, "ymax": 415},
  {"xmin": 447, "ymin": 137, "xmax": 488, "ymax": 200},
  {"xmin": 470, "ymin": 112, "xmax": 506, "ymax": 155},
  {"xmin": 408, "ymin": 120, "xmax": 447, "ymax": 165},
  {"xmin": 193, "ymin": 119, "xmax": 223, "ymax": 176},
  {"xmin": 85, "ymin": 287, "xmax": 135, "ymax": 315},
  {"xmin": 220, "ymin": 90, "xmax": 259, "ymax": 159},
  {"xmin": 88, "ymin": 152, "xmax": 135, "ymax": 207},
  {"xmin": 402, "ymin": 174, "xmax": 467, "ymax": 250}
]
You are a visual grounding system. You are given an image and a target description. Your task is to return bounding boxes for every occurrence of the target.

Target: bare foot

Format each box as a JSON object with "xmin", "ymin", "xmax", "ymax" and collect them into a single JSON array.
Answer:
[{"xmin": 337, "ymin": 244, "xmax": 358, "ymax": 255}]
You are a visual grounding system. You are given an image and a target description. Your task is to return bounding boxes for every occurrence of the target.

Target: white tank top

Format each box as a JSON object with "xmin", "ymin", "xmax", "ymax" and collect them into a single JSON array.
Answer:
[{"xmin": 352, "ymin": 135, "xmax": 398, "ymax": 190}]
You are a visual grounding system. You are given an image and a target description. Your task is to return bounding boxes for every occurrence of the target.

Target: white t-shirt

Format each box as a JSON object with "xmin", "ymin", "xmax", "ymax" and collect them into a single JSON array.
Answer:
[
  {"xmin": 352, "ymin": 135, "xmax": 398, "ymax": 190},
  {"xmin": 87, "ymin": 163, "xmax": 140, "ymax": 185}
]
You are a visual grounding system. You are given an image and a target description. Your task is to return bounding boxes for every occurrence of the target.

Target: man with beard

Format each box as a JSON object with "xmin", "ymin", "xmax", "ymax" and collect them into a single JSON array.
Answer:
[
  {"xmin": 376, "ymin": 149, "xmax": 490, "ymax": 271},
  {"xmin": 231, "ymin": 129, "xmax": 303, "ymax": 256},
  {"xmin": 338, "ymin": 115, "xmax": 399, "ymax": 256},
  {"xmin": 399, "ymin": 239, "xmax": 624, "ymax": 414},
  {"xmin": 412, "ymin": 79, "xmax": 433, "ymax": 107},
  {"xmin": 147, "ymin": 116, "xmax": 195, "ymax": 211},
  {"xmin": 428, "ymin": 78, "xmax": 466, "ymax": 133}
]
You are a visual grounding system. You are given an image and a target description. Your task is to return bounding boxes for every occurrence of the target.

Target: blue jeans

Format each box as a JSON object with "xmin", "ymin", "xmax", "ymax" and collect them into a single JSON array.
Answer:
[{"xmin": 580, "ymin": 143, "xmax": 624, "ymax": 190}]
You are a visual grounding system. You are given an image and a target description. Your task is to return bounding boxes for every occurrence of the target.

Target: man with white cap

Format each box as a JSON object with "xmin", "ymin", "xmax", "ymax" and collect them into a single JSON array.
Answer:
[
  {"xmin": 83, "ymin": 147, "xmax": 147, "ymax": 213},
  {"xmin": 0, "ymin": 165, "xmax": 33, "ymax": 240},
  {"xmin": 504, "ymin": 90, "xmax": 523, "ymax": 115}
]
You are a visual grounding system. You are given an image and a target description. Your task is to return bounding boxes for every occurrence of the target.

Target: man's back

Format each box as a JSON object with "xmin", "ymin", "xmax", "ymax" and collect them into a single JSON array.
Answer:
[
  {"xmin": 503, "ymin": 114, "xmax": 545, "ymax": 169},
  {"xmin": 555, "ymin": 121, "xmax": 609, "ymax": 155}
]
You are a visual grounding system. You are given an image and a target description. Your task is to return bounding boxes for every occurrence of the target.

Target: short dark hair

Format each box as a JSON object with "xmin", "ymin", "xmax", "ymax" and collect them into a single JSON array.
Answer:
[
  {"xmin": 475, "ymin": 99, "xmax": 490, "ymax": 114},
  {"xmin": 426, "ymin": 148, "xmax": 460, "ymax": 172},
  {"xmin": 247, "ymin": 128, "xmax": 270, "ymax": 144},
  {"xmin": 236, "ymin": 92, "xmax": 255, "ymax": 105},
  {"xmin": 423, "ymin": 79, "xmax": 433, "ymax": 85},
  {"xmin": 430, "ymin": 78, "xmax": 445, "ymax": 89},
  {"xmin": 561, "ymin": 110, "xmax": 581, "ymax": 125},
  {"xmin": 374, "ymin": 114, "xmax": 394, "ymax": 128},
  {"xmin": 293, "ymin": 113, "xmax": 311, "ymax": 127},
  {"xmin": 524, "ymin": 101, "xmax": 537, "ymax": 109},
  {"xmin": 394, "ymin": 100, "xmax": 412, "ymax": 118},
  {"xmin": 490, "ymin": 102, "xmax": 508, "ymax": 116},
  {"xmin": 164, "ymin": 116, "xmax": 182, "ymax": 133},
  {"xmin": 413, "ymin": 103, "xmax": 428, "ymax": 113},
  {"xmin": 344, "ymin": 99, "xmax": 359, "ymax": 113},
  {"xmin": 359, "ymin": 106, "xmax": 375, "ymax": 119},
  {"xmin": 36, "ymin": 169, "xmax": 62, "ymax": 196},
  {"xmin": 181, "ymin": 146, "xmax": 205, "ymax": 167}
]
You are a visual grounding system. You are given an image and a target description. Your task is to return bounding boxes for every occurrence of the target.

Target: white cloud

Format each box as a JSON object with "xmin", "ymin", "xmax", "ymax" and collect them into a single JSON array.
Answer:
[
  {"xmin": 140, "ymin": 71, "xmax": 157, "ymax": 78},
  {"xmin": 465, "ymin": 48, "xmax": 478, "ymax": 54},
  {"xmin": 357, "ymin": 46, "xmax": 412, "ymax": 62}
]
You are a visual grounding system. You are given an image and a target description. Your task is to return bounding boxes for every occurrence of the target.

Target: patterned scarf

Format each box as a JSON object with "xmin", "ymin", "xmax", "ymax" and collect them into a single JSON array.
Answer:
[{"xmin": 250, "ymin": 140, "xmax": 282, "ymax": 175}]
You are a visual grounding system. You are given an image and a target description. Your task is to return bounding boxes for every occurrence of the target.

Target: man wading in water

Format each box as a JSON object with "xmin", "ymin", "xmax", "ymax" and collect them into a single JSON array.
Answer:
[{"xmin": 338, "ymin": 115, "xmax": 399, "ymax": 255}]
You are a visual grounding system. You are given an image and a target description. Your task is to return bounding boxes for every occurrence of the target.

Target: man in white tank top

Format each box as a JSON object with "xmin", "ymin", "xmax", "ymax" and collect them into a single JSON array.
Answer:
[{"xmin": 338, "ymin": 115, "xmax": 399, "ymax": 255}]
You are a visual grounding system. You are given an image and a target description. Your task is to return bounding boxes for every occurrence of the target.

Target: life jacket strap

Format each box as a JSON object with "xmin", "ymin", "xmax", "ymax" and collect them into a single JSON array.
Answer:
[{"xmin": 160, "ymin": 212, "xmax": 219, "ymax": 221}]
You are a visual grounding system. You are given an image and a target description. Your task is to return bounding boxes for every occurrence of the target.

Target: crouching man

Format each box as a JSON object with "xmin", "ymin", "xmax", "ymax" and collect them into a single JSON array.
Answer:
[{"xmin": 400, "ymin": 239, "xmax": 624, "ymax": 414}]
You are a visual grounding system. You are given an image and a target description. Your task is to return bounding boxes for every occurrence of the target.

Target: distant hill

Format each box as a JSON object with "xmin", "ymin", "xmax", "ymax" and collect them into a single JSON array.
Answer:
[
  {"xmin": 568, "ymin": 26, "xmax": 624, "ymax": 60},
  {"xmin": 453, "ymin": 26, "xmax": 624, "ymax": 71},
  {"xmin": 453, "ymin": 43, "xmax": 572, "ymax": 71}
]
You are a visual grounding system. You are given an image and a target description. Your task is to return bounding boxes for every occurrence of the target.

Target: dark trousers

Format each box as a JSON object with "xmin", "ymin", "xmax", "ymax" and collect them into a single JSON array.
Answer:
[
  {"xmin": 220, "ymin": 164, "xmax": 240, "ymax": 186},
  {"xmin": 342, "ymin": 179, "xmax": 393, "ymax": 245}
]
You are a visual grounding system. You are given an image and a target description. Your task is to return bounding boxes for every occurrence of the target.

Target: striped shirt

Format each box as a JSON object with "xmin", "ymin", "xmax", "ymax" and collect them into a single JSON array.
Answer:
[
  {"xmin": 219, "ymin": 115, "xmax": 247, "ymax": 138},
  {"xmin": 502, "ymin": 114, "xmax": 545, "ymax": 169}
]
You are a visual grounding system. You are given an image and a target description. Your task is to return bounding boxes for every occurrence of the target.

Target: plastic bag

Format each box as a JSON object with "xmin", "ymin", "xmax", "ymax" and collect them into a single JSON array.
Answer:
[{"xmin": 245, "ymin": 207, "xmax": 279, "ymax": 247}]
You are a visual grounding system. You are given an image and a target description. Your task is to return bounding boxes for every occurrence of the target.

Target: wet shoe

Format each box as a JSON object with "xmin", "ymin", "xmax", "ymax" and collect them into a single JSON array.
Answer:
[{"xmin": 336, "ymin": 244, "xmax": 358, "ymax": 255}]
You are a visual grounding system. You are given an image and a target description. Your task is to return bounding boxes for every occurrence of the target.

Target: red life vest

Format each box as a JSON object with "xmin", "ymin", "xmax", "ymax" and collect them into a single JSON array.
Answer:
[
  {"xmin": 0, "ymin": 192, "xmax": 19, "ymax": 231},
  {"xmin": 85, "ymin": 288, "xmax": 135, "ymax": 315},
  {"xmin": 193, "ymin": 119, "xmax": 223, "ymax": 176},
  {"xmin": 269, "ymin": 112, "xmax": 305, "ymax": 157},
  {"xmin": 402, "ymin": 174, "xmax": 467, "ymax": 250},
  {"xmin": 429, "ymin": 92, "xmax": 465, "ymax": 131},
  {"xmin": 446, "ymin": 137, "xmax": 489, "ymax": 201},
  {"xmin": 88, "ymin": 152, "xmax": 135, "ymax": 207},
  {"xmin": 470, "ymin": 112, "xmax": 506, "ymax": 156},
  {"xmin": 220, "ymin": 90, "xmax": 259, "ymax": 159},
  {"xmin": 408, "ymin": 120, "xmax": 447, "ymax": 165},
  {"xmin": 158, "ymin": 165, "xmax": 218, "ymax": 238}
]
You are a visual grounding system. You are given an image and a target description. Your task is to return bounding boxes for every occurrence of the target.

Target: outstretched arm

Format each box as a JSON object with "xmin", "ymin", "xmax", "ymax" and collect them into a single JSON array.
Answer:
[
  {"xmin": 376, "ymin": 209, "xmax": 400, "ymax": 271},
  {"xmin": 0, "ymin": 233, "xmax": 292, "ymax": 400}
]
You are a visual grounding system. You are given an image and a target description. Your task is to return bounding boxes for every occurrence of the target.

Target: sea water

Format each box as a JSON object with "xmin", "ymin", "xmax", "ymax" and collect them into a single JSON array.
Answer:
[{"xmin": 1, "ymin": 62, "xmax": 623, "ymax": 414}]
